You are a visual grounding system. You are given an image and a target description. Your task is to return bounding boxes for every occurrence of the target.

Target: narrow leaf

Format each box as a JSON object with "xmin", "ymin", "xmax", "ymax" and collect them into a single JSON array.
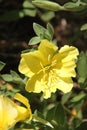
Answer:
[
  {"xmin": 70, "ymin": 92, "xmax": 86, "ymax": 103},
  {"xmin": 47, "ymin": 23, "xmax": 54, "ymax": 39},
  {"xmin": 33, "ymin": 110, "xmax": 53, "ymax": 128},
  {"xmin": 0, "ymin": 61, "xmax": 5, "ymax": 71},
  {"xmin": 77, "ymin": 51, "xmax": 87, "ymax": 83}
]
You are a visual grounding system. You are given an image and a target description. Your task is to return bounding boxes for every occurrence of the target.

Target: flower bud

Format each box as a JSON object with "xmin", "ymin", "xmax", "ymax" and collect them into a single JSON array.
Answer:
[{"xmin": 32, "ymin": 0, "xmax": 64, "ymax": 11}]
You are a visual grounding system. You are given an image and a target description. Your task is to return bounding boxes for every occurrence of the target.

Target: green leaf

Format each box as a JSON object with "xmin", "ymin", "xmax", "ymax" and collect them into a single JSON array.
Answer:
[
  {"xmin": 29, "ymin": 36, "xmax": 41, "ymax": 45},
  {"xmin": 2, "ymin": 74, "xmax": 13, "ymax": 82},
  {"xmin": 64, "ymin": 2, "xmax": 87, "ymax": 11},
  {"xmin": 33, "ymin": 110, "xmax": 54, "ymax": 128},
  {"xmin": 77, "ymin": 51, "xmax": 87, "ymax": 83},
  {"xmin": 80, "ymin": 23, "xmax": 87, "ymax": 31},
  {"xmin": 32, "ymin": 0, "xmax": 64, "ymax": 11},
  {"xmin": 33, "ymin": 23, "xmax": 46, "ymax": 37},
  {"xmin": 61, "ymin": 92, "xmax": 71, "ymax": 105},
  {"xmin": 43, "ymin": 30, "xmax": 52, "ymax": 40},
  {"xmin": 23, "ymin": 0, "xmax": 35, "ymax": 9},
  {"xmin": 0, "ymin": 61, "xmax": 5, "ymax": 71},
  {"xmin": 21, "ymin": 9, "xmax": 36, "ymax": 17},
  {"xmin": 41, "ymin": 11, "xmax": 55, "ymax": 22},
  {"xmin": 64, "ymin": 2, "xmax": 77, "ymax": 9},
  {"xmin": 70, "ymin": 92, "xmax": 86, "ymax": 103},
  {"xmin": 54, "ymin": 103, "xmax": 66, "ymax": 126},
  {"xmin": 10, "ymin": 70, "xmax": 20, "ymax": 78},
  {"xmin": 10, "ymin": 70, "xmax": 25, "ymax": 84},
  {"xmin": 46, "ymin": 106, "xmax": 55, "ymax": 121},
  {"xmin": 47, "ymin": 23, "xmax": 54, "ymax": 39}
]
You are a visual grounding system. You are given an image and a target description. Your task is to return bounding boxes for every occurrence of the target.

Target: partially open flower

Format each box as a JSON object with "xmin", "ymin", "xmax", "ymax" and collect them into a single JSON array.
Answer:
[
  {"xmin": 0, "ymin": 93, "xmax": 32, "ymax": 130},
  {"xmin": 19, "ymin": 40, "xmax": 79, "ymax": 99}
]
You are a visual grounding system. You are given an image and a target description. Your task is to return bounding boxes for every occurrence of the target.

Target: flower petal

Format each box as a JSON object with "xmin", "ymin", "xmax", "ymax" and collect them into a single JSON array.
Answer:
[
  {"xmin": 19, "ymin": 51, "xmax": 44, "ymax": 77},
  {"xmin": 53, "ymin": 45, "xmax": 79, "ymax": 77},
  {"xmin": 26, "ymin": 71, "xmax": 44, "ymax": 93},
  {"xmin": 14, "ymin": 93, "xmax": 32, "ymax": 121},
  {"xmin": 0, "ymin": 96, "xmax": 18, "ymax": 129},
  {"xmin": 39, "ymin": 40, "xmax": 58, "ymax": 63},
  {"xmin": 18, "ymin": 58, "xmax": 33, "ymax": 77},
  {"xmin": 57, "ymin": 77, "xmax": 73, "ymax": 93},
  {"xmin": 26, "ymin": 70, "xmax": 57, "ymax": 99}
]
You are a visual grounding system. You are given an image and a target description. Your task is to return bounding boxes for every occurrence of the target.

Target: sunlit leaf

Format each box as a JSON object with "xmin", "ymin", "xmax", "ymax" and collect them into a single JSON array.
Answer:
[
  {"xmin": 81, "ymin": 23, "xmax": 87, "ymax": 31},
  {"xmin": 41, "ymin": 11, "xmax": 55, "ymax": 22},
  {"xmin": 2, "ymin": 74, "xmax": 13, "ymax": 82},
  {"xmin": 29, "ymin": 36, "xmax": 41, "ymax": 45},
  {"xmin": 33, "ymin": 23, "xmax": 46, "ymax": 37},
  {"xmin": 23, "ymin": 0, "xmax": 35, "ymax": 9}
]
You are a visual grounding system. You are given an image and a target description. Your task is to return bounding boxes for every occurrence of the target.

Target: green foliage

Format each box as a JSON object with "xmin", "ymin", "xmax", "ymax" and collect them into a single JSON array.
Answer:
[
  {"xmin": 77, "ymin": 51, "xmax": 87, "ymax": 84},
  {"xmin": 32, "ymin": 0, "xmax": 64, "ymax": 11},
  {"xmin": 54, "ymin": 103, "xmax": 66, "ymax": 126},
  {"xmin": 33, "ymin": 110, "xmax": 54, "ymax": 128},
  {"xmin": 81, "ymin": 23, "xmax": 87, "ymax": 31},
  {"xmin": 0, "ymin": 61, "xmax": 5, "ymax": 71},
  {"xmin": 29, "ymin": 22, "xmax": 54, "ymax": 45},
  {"xmin": 64, "ymin": 1, "xmax": 87, "ymax": 12}
]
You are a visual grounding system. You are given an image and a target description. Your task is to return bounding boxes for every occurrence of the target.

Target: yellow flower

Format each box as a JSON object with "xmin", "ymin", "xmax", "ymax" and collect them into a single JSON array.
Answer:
[
  {"xmin": 19, "ymin": 40, "xmax": 79, "ymax": 99},
  {"xmin": 0, "ymin": 93, "xmax": 32, "ymax": 130}
]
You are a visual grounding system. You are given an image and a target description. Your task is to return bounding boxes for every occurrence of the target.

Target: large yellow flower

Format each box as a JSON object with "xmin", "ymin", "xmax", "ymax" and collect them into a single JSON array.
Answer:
[
  {"xmin": 19, "ymin": 40, "xmax": 79, "ymax": 99},
  {"xmin": 0, "ymin": 93, "xmax": 32, "ymax": 130}
]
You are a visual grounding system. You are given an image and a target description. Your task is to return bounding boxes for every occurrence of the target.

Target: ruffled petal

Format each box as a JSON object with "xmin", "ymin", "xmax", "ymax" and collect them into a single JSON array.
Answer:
[
  {"xmin": 53, "ymin": 45, "xmax": 79, "ymax": 77},
  {"xmin": 57, "ymin": 77, "xmax": 73, "ymax": 93},
  {"xmin": 39, "ymin": 40, "xmax": 58, "ymax": 63}
]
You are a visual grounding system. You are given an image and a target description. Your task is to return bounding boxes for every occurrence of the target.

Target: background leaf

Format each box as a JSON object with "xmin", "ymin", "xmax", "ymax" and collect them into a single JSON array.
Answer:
[
  {"xmin": 77, "ymin": 51, "xmax": 87, "ymax": 83},
  {"xmin": 0, "ymin": 61, "xmax": 5, "ymax": 71}
]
